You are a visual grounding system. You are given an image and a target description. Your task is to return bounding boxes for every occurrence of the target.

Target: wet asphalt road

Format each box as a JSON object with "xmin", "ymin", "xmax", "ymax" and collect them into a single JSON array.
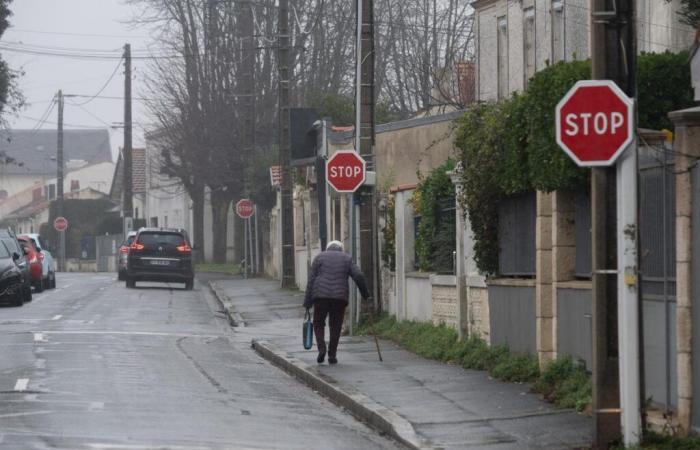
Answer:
[{"xmin": 0, "ymin": 273, "xmax": 400, "ymax": 450}]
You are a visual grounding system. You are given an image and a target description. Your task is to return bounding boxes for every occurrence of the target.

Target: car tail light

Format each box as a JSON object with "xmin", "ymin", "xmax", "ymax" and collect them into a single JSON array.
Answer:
[
  {"xmin": 30, "ymin": 255, "xmax": 38, "ymax": 264},
  {"xmin": 38, "ymin": 253, "xmax": 44, "ymax": 262},
  {"xmin": 119, "ymin": 245, "xmax": 129, "ymax": 254},
  {"xmin": 176, "ymin": 243, "xmax": 191, "ymax": 253},
  {"xmin": 130, "ymin": 242, "xmax": 145, "ymax": 252}
]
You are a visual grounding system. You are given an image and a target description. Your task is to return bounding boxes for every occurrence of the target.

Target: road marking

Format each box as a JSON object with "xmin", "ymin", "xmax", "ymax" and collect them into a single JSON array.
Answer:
[
  {"xmin": 33, "ymin": 333, "xmax": 46, "ymax": 343},
  {"xmin": 51, "ymin": 315, "xmax": 62, "ymax": 321},
  {"xmin": 87, "ymin": 445, "xmax": 215, "ymax": 450},
  {"xmin": 14, "ymin": 378, "xmax": 29, "ymax": 392},
  {"xmin": 0, "ymin": 411, "xmax": 52, "ymax": 419},
  {"xmin": 40, "ymin": 330, "xmax": 223, "ymax": 338}
]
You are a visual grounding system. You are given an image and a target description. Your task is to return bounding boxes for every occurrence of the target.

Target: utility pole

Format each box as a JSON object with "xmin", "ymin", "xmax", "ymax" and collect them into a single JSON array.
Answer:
[
  {"xmin": 123, "ymin": 43, "xmax": 133, "ymax": 227},
  {"xmin": 241, "ymin": 0, "xmax": 256, "ymax": 276},
  {"xmin": 56, "ymin": 89, "xmax": 65, "ymax": 272},
  {"xmin": 279, "ymin": 0, "xmax": 295, "ymax": 288},
  {"xmin": 590, "ymin": 0, "xmax": 639, "ymax": 447},
  {"xmin": 356, "ymin": 0, "xmax": 378, "ymax": 311}
]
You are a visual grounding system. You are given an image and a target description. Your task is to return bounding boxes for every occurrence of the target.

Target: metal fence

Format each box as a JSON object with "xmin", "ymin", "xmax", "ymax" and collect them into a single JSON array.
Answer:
[
  {"xmin": 557, "ymin": 288, "xmax": 592, "ymax": 368},
  {"xmin": 639, "ymin": 145, "xmax": 677, "ymax": 410},
  {"xmin": 413, "ymin": 196, "xmax": 456, "ymax": 274},
  {"xmin": 488, "ymin": 285, "xmax": 536, "ymax": 353},
  {"xmin": 498, "ymin": 192, "xmax": 536, "ymax": 276},
  {"xmin": 96, "ymin": 234, "xmax": 123, "ymax": 273}
]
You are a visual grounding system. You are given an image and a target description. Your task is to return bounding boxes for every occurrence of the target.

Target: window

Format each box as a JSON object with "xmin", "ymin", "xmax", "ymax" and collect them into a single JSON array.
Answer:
[
  {"xmin": 163, "ymin": 215, "xmax": 168, "ymax": 228},
  {"xmin": 150, "ymin": 217, "xmax": 158, "ymax": 227},
  {"xmin": 497, "ymin": 16, "xmax": 509, "ymax": 99},
  {"xmin": 48, "ymin": 183, "xmax": 56, "ymax": 200},
  {"xmin": 551, "ymin": 0, "xmax": 565, "ymax": 63},
  {"xmin": 135, "ymin": 207, "xmax": 139, "ymax": 219},
  {"xmin": 70, "ymin": 180, "xmax": 80, "ymax": 192},
  {"xmin": 0, "ymin": 241, "xmax": 10, "ymax": 259},
  {"xmin": 523, "ymin": 7, "xmax": 536, "ymax": 87}
]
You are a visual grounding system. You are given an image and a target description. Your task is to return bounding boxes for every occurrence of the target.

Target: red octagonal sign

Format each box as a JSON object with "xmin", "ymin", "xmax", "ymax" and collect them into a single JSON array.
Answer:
[
  {"xmin": 326, "ymin": 150, "xmax": 366, "ymax": 193},
  {"xmin": 556, "ymin": 80, "xmax": 634, "ymax": 167},
  {"xmin": 54, "ymin": 216, "xmax": 68, "ymax": 232},
  {"xmin": 235, "ymin": 199, "xmax": 254, "ymax": 219}
]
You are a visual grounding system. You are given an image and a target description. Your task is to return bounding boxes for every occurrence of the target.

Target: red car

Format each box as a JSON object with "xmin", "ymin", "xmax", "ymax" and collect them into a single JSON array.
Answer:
[{"xmin": 17, "ymin": 236, "xmax": 44, "ymax": 292}]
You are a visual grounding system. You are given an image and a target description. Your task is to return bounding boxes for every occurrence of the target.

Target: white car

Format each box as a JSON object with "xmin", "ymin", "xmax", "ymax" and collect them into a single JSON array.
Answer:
[{"xmin": 21, "ymin": 233, "xmax": 56, "ymax": 290}]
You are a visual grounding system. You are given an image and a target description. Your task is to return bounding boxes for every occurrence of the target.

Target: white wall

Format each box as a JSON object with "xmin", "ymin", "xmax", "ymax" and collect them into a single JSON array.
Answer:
[{"xmin": 405, "ymin": 273, "xmax": 433, "ymax": 322}]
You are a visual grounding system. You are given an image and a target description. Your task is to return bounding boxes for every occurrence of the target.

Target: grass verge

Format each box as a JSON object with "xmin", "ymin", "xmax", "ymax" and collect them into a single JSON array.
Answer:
[
  {"xmin": 614, "ymin": 432, "xmax": 700, "ymax": 449},
  {"xmin": 195, "ymin": 262, "xmax": 241, "ymax": 275},
  {"xmin": 358, "ymin": 313, "xmax": 590, "ymax": 411}
]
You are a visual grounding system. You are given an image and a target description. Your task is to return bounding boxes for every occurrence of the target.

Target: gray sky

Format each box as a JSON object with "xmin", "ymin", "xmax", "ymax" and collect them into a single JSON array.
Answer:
[{"xmin": 2, "ymin": 0, "xmax": 157, "ymax": 156}]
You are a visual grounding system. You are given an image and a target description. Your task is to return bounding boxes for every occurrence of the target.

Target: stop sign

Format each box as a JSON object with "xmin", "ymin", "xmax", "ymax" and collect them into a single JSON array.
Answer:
[
  {"xmin": 326, "ymin": 150, "xmax": 366, "ymax": 193},
  {"xmin": 54, "ymin": 216, "xmax": 68, "ymax": 232},
  {"xmin": 556, "ymin": 80, "xmax": 634, "ymax": 167},
  {"xmin": 236, "ymin": 199, "xmax": 254, "ymax": 219}
]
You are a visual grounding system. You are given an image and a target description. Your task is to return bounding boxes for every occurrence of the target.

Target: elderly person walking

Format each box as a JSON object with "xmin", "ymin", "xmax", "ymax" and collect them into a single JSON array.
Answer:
[{"xmin": 303, "ymin": 240, "xmax": 370, "ymax": 364}]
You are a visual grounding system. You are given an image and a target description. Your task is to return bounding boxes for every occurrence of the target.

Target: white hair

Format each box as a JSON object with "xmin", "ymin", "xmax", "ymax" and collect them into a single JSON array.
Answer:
[{"xmin": 326, "ymin": 240, "xmax": 344, "ymax": 251}]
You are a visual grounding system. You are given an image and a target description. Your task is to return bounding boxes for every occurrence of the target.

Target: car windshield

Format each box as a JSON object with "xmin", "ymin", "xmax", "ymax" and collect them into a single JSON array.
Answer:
[
  {"xmin": 138, "ymin": 233, "xmax": 185, "ymax": 247},
  {"xmin": 0, "ymin": 241, "xmax": 10, "ymax": 259}
]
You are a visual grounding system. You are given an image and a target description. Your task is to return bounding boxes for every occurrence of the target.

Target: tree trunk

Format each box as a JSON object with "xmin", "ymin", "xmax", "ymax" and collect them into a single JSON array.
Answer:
[
  {"xmin": 210, "ymin": 191, "xmax": 231, "ymax": 264},
  {"xmin": 191, "ymin": 183, "xmax": 206, "ymax": 263}
]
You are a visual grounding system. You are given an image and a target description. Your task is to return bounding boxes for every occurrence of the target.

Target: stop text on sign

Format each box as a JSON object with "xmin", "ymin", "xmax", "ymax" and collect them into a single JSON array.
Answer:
[
  {"xmin": 555, "ymin": 79, "xmax": 634, "ymax": 167},
  {"xmin": 236, "ymin": 199, "xmax": 254, "ymax": 219},
  {"xmin": 564, "ymin": 111, "xmax": 625, "ymax": 137},
  {"xmin": 329, "ymin": 165, "xmax": 363, "ymax": 178}
]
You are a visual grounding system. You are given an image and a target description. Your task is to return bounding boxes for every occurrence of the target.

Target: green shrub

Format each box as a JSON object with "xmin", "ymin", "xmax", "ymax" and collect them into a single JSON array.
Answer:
[
  {"xmin": 491, "ymin": 352, "xmax": 540, "ymax": 383},
  {"xmin": 411, "ymin": 159, "xmax": 457, "ymax": 273},
  {"xmin": 534, "ymin": 355, "xmax": 591, "ymax": 411}
]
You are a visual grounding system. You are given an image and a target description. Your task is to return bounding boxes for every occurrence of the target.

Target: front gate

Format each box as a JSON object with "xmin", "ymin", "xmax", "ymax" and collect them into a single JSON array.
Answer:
[{"xmin": 639, "ymin": 140, "xmax": 676, "ymax": 411}]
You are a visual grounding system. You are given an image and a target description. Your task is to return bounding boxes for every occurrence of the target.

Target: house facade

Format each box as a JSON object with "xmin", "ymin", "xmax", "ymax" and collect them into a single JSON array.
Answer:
[{"xmin": 474, "ymin": 0, "xmax": 695, "ymax": 102}]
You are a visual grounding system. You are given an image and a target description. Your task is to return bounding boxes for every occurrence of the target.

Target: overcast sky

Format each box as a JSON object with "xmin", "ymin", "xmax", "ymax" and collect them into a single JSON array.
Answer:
[{"xmin": 2, "ymin": 0, "xmax": 157, "ymax": 156}]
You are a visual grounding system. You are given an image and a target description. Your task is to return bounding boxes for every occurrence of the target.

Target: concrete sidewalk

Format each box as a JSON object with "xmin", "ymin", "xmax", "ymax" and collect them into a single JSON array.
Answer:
[{"xmin": 209, "ymin": 277, "xmax": 593, "ymax": 450}]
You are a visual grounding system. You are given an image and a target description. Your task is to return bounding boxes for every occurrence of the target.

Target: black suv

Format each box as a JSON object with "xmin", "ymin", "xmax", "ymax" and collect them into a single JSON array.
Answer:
[
  {"xmin": 125, "ymin": 228, "xmax": 194, "ymax": 290},
  {"xmin": 0, "ymin": 228, "xmax": 31, "ymax": 303}
]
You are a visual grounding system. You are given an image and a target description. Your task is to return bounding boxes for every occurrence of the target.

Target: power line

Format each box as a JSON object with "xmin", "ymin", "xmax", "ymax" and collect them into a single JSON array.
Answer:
[
  {"xmin": 6, "ymin": 27, "xmax": 150, "ymax": 39},
  {"xmin": 70, "ymin": 57, "xmax": 124, "ymax": 106}
]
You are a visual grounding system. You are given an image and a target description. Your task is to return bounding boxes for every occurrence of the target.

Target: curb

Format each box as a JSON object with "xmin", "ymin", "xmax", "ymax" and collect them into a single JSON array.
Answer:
[
  {"xmin": 251, "ymin": 339, "xmax": 436, "ymax": 450},
  {"xmin": 208, "ymin": 281, "xmax": 246, "ymax": 327}
]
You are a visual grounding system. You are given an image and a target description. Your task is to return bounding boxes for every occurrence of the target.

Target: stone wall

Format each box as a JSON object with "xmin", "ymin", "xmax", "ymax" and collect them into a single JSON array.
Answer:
[{"xmin": 431, "ymin": 275, "xmax": 458, "ymax": 328}]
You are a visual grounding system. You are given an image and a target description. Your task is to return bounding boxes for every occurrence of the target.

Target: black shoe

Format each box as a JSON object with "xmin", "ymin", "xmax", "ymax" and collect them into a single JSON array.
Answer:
[
  {"xmin": 317, "ymin": 351, "xmax": 326, "ymax": 363},
  {"xmin": 328, "ymin": 356, "xmax": 338, "ymax": 365}
]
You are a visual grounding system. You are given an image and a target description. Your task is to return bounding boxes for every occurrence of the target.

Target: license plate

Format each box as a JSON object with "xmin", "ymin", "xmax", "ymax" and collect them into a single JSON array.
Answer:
[{"xmin": 150, "ymin": 260, "xmax": 171, "ymax": 266}]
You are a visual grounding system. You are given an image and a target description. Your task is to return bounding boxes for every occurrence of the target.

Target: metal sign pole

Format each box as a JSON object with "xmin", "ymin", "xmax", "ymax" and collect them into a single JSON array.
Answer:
[
  {"xmin": 248, "ymin": 216, "xmax": 254, "ymax": 277},
  {"xmin": 617, "ymin": 139, "xmax": 641, "ymax": 444},
  {"xmin": 243, "ymin": 216, "xmax": 248, "ymax": 279},
  {"xmin": 349, "ymin": 193, "xmax": 356, "ymax": 336},
  {"xmin": 59, "ymin": 230, "xmax": 65, "ymax": 272}
]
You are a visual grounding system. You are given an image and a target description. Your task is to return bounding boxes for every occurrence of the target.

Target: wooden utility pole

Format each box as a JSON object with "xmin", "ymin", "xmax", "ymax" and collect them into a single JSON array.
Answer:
[
  {"xmin": 356, "ymin": 0, "xmax": 378, "ymax": 310},
  {"xmin": 56, "ymin": 89, "xmax": 65, "ymax": 272},
  {"xmin": 590, "ymin": 0, "xmax": 637, "ymax": 447},
  {"xmin": 241, "ymin": 0, "xmax": 256, "ymax": 276},
  {"xmin": 279, "ymin": 0, "xmax": 295, "ymax": 288},
  {"xmin": 123, "ymin": 43, "xmax": 133, "ymax": 221}
]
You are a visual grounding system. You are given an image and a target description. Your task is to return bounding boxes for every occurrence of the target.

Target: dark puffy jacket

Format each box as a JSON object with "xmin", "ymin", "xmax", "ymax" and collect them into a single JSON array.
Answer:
[{"xmin": 303, "ymin": 248, "xmax": 370, "ymax": 308}]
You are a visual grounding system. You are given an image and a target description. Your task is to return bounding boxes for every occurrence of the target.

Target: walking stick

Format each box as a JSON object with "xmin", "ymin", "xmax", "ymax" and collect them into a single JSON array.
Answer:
[{"xmin": 366, "ymin": 299, "xmax": 383, "ymax": 362}]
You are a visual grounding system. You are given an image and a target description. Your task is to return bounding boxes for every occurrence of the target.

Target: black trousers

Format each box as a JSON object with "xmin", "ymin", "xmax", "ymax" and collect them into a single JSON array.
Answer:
[{"xmin": 313, "ymin": 298, "xmax": 347, "ymax": 357}]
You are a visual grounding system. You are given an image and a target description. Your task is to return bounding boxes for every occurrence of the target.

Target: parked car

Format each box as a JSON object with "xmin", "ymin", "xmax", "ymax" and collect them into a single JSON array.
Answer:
[
  {"xmin": 17, "ymin": 236, "xmax": 44, "ymax": 293},
  {"xmin": 0, "ymin": 241, "xmax": 25, "ymax": 307},
  {"xmin": 126, "ymin": 228, "xmax": 194, "ymax": 290},
  {"xmin": 20, "ymin": 233, "xmax": 56, "ymax": 290},
  {"xmin": 117, "ymin": 231, "xmax": 137, "ymax": 281},
  {"xmin": 0, "ymin": 229, "xmax": 31, "ymax": 302}
]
